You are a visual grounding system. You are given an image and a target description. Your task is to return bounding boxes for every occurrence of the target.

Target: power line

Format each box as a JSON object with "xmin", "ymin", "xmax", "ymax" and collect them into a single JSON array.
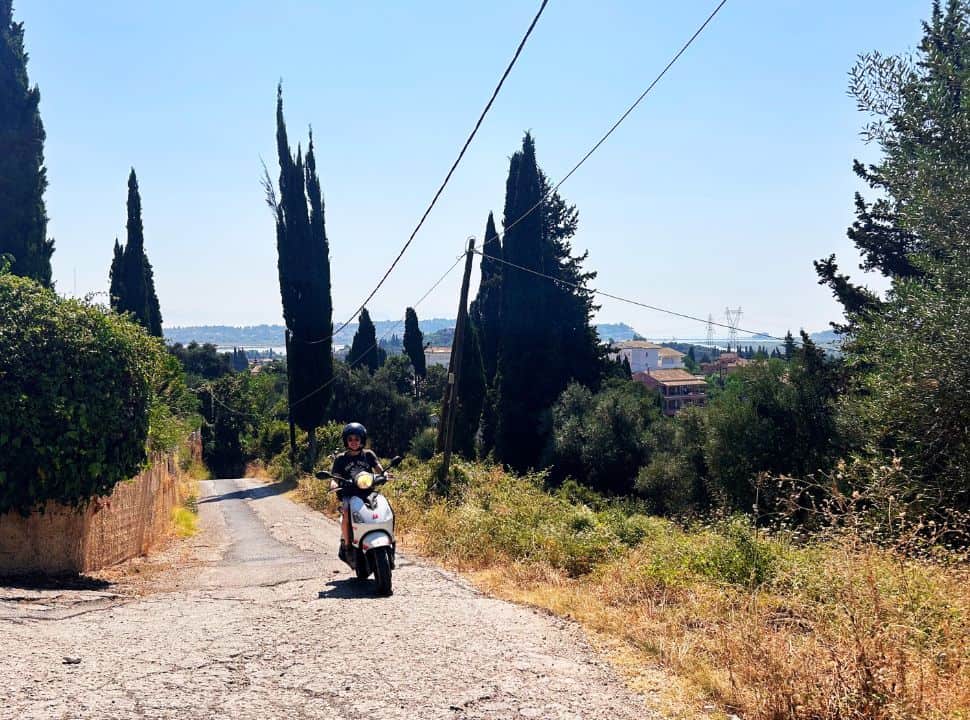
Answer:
[
  {"xmin": 288, "ymin": 251, "xmax": 466, "ymax": 410},
  {"xmin": 473, "ymin": 248, "xmax": 841, "ymax": 349},
  {"xmin": 323, "ymin": 0, "xmax": 550, "ymax": 344},
  {"xmin": 190, "ymin": 383, "xmax": 262, "ymax": 420},
  {"xmin": 482, "ymin": 0, "xmax": 729, "ymax": 252}
]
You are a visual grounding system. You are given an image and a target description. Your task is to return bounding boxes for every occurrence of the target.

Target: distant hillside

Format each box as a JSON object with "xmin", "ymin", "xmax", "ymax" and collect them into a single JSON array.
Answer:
[
  {"xmin": 167, "ymin": 320, "xmax": 643, "ymax": 349},
  {"xmin": 809, "ymin": 329, "xmax": 841, "ymax": 345},
  {"xmin": 164, "ymin": 325, "xmax": 286, "ymax": 347},
  {"xmin": 595, "ymin": 323, "xmax": 639, "ymax": 342},
  {"xmin": 164, "ymin": 318, "xmax": 458, "ymax": 348}
]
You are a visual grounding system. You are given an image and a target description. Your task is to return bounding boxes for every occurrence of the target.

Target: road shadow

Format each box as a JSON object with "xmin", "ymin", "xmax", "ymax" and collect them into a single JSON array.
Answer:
[
  {"xmin": 198, "ymin": 478, "xmax": 295, "ymax": 505},
  {"xmin": 0, "ymin": 573, "xmax": 112, "ymax": 591},
  {"xmin": 317, "ymin": 577, "xmax": 376, "ymax": 600}
]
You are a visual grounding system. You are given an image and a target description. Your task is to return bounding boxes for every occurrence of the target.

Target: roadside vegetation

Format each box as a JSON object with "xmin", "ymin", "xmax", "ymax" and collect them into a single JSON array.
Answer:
[
  {"xmin": 0, "ymin": 271, "xmax": 199, "ymax": 514},
  {"xmin": 286, "ymin": 456, "xmax": 970, "ymax": 718},
  {"xmin": 383, "ymin": 460, "xmax": 967, "ymax": 719}
]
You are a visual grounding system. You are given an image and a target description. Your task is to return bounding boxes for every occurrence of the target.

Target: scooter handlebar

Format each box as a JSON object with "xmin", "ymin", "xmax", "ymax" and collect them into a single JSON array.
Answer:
[{"xmin": 314, "ymin": 454, "xmax": 405, "ymax": 488}]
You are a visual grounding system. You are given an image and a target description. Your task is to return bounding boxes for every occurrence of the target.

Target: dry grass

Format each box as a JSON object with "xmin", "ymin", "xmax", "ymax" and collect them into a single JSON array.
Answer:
[
  {"xmin": 170, "ymin": 506, "xmax": 198, "ymax": 538},
  {"xmin": 183, "ymin": 458, "xmax": 211, "ymax": 481},
  {"xmin": 380, "ymin": 459, "xmax": 970, "ymax": 720}
]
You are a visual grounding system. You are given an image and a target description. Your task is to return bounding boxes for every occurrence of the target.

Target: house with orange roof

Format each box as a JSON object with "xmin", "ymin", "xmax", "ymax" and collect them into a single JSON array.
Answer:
[
  {"xmin": 634, "ymin": 368, "xmax": 707, "ymax": 416},
  {"xmin": 700, "ymin": 351, "xmax": 749, "ymax": 376}
]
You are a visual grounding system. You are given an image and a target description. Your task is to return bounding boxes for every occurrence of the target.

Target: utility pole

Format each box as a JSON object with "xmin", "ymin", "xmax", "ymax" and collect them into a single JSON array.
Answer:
[
  {"xmin": 437, "ymin": 237, "xmax": 476, "ymax": 485},
  {"xmin": 284, "ymin": 329, "xmax": 297, "ymax": 463}
]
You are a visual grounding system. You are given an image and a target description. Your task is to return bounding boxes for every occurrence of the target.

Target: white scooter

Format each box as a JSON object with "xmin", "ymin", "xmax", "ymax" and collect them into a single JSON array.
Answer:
[{"xmin": 316, "ymin": 455, "xmax": 403, "ymax": 596}]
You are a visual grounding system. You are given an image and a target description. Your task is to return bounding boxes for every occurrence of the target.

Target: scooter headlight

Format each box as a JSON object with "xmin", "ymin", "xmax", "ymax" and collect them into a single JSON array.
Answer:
[{"xmin": 355, "ymin": 472, "xmax": 374, "ymax": 490}]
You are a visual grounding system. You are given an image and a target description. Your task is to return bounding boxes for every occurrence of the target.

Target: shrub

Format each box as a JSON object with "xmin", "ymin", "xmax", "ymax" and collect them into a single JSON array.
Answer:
[
  {"xmin": 704, "ymin": 353, "xmax": 841, "ymax": 511},
  {"xmin": 422, "ymin": 364, "xmax": 448, "ymax": 403},
  {"xmin": 0, "ymin": 275, "xmax": 182, "ymax": 513},
  {"xmin": 314, "ymin": 421, "xmax": 345, "ymax": 464},
  {"xmin": 386, "ymin": 460, "xmax": 626, "ymax": 576},
  {"xmin": 547, "ymin": 380, "xmax": 661, "ymax": 494},
  {"xmin": 688, "ymin": 517, "xmax": 781, "ymax": 588},
  {"xmin": 257, "ymin": 420, "xmax": 290, "ymax": 460},
  {"xmin": 635, "ymin": 452, "xmax": 695, "ymax": 516},
  {"xmin": 410, "ymin": 427, "xmax": 437, "ymax": 461}
]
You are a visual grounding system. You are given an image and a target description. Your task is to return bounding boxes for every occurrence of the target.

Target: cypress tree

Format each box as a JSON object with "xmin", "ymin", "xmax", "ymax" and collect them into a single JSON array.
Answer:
[
  {"xmin": 108, "ymin": 238, "xmax": 123, "ymax": 306},
  {"xmin": 470, "ymin": 212, "xmax": 503, "ymax": 455},
  {"xmin": 303, "ymin": 128, "xmax": 333, "ymax": 412},
  {"xmin": 471, "ymin": 212, "xmax": 503, "ymax": 383},
  {"xmin": 231, "ymin": 347, "xmax": 249, "ymax": 372},
  {"xmin": 494, "ymin": 136, "xmax": 545, "ymax": 470},
  {"xmin": 144, "ymin": 251, "xmax": 162, "ymax": 337},
  {"xmin": 453, "ymin": 319, "xmax": 486, "ymax": 458},
  {"xmin": 783, "ymin": 331, "xmax": 796, "ymax": 360},
  {"xmin": 539, "ymin": 168, "xmax": 604, "ymax": 391},
  {"xmin": 347, "ymin": 308, "xmax": 380, "ymax": 374},
  {"xmin": 402, "ymin": 306, "xmax": 426, "ymax": 378},
  {"xmin": 0, "ymin": 0, "xmax": 54, "ymax": 286},
  {"xmin": 494, "ymin": 133, "xmax": 603, "ymax": 471},
  {"xmin": 270, "ymin": 86, "xmax": 333, "ymax": 459},
  {"xmin": 114, "ymin": 169, "xmax": 162, "ymax": 337}
]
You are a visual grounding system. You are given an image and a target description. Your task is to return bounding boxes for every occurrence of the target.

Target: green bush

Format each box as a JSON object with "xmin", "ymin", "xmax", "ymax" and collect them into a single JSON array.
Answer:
[
  {"xmin": 410, "ymin": 427, "xmax": 437, "ymax": 461},
  {"xmin": 0, "ymin": 275, "xmax": 187, "ymax": 513},
  {"xmin": 547, "ymin": 380, "xmax": 661, "ymax": 494},
  {"xmin": 635, "ymin": 452, "xmax": 695, "ymax": 516},
  {"xmin": 704, "ymin": 352, "xmax": 841, "ymax": 511},
  {"xmin": 257, "ymin": 420, "xmax": 290, "ymax": 460},
  {"xmin": 687, "ymin": 518, "xmax": 781, "ymax": 588},
  {"xmin": 315, "ymin": 422, "xmax": 345, "ymax": 463}
]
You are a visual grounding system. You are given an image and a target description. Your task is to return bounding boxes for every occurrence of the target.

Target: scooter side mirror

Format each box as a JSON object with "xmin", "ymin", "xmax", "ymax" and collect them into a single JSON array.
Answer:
[
  {"xmin": 387, "ymin": 455, "xmax": 405, "ymax": 469},
  {"xmin": 314, "ymin": 470, "xmax": 333, "ymax": 480}
]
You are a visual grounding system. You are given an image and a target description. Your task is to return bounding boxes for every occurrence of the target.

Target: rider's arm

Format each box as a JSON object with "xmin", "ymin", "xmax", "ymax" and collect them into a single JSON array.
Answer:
[
  {"xmin": 330, "ymin": 454, "xmax": 345, "ymax": 491},
  {"xmin": 368, "ymin": 450, "xmax": 386, "ymax": 475}
]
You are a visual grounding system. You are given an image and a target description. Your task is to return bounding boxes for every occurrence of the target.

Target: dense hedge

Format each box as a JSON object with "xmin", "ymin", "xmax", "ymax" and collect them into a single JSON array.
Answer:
[{"xmin": 0, "ymin": 274, "xmax": 175, "ymax": 513}]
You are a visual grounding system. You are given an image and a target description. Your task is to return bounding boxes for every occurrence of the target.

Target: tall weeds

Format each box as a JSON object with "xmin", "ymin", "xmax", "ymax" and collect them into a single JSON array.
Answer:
[{"xmin": 381, "ymin": 460, "xmax": 970, "ymax": 719}]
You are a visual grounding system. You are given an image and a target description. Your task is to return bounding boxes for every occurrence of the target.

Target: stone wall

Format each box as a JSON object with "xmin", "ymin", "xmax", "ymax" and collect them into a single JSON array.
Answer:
[{"xmin": 0, "ymin": 452, "xmax": 183, "ymax": 575}]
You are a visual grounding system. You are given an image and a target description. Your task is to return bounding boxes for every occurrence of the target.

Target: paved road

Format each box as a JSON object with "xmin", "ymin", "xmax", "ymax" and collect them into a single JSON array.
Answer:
[{"xmin": 0, "ymin": 478, "xmax": 658, "ymax": 719}]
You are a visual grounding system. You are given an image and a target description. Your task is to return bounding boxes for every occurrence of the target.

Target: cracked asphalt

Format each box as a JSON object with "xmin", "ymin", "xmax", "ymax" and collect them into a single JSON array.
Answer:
[{"xmin": 0, "ymin": 477, "xmax": 658, "ymax": 719}]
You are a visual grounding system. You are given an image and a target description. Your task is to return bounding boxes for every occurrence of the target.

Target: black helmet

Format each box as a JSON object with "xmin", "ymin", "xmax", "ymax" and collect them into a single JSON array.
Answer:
[{"xmin": 341, "ymin": 422, "xmax": 367, "ymax": 447}]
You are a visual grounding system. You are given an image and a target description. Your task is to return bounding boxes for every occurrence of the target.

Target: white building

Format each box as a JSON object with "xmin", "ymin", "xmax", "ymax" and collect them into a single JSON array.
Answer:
[
  {"xmin": 424, "ymin": 346, "xmax": 452, "ymax": 368},
  {"xmin": 613, "ymin": 340, "xmax": 684, "ymax": 373},
  {"xmin": 657, "ymin": 347, "xmax": 686, "ymax": 369}
]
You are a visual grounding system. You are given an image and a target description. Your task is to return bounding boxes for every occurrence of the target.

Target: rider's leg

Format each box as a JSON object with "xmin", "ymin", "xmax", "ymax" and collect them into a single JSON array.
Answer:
[{"xmin": 341, "ymin": 500, "xmax": 352, "ymax": 545}]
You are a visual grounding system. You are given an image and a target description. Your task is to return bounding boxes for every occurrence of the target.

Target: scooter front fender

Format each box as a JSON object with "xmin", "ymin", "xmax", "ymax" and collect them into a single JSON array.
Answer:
[{"xmin": 360, "ymin": 530, "xmax": 393, "ymax": 551}]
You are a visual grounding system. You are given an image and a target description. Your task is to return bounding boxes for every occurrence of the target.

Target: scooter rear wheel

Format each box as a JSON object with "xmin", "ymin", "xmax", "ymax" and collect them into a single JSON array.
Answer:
[{"xmin": 372, "ymin": 546, "xmax": 393, "ymax": 596}]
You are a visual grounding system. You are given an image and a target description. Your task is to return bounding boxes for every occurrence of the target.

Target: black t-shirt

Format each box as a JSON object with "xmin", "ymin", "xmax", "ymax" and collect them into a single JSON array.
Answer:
[{"xmin": 331, "ymin": 449, "xmax": 380, "ymax": 481}]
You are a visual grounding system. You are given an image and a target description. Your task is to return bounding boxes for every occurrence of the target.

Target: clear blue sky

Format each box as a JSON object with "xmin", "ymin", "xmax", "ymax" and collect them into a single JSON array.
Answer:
[{"xmin": 18, "ymin": 1, "xmax": 927, "ymax": 340}]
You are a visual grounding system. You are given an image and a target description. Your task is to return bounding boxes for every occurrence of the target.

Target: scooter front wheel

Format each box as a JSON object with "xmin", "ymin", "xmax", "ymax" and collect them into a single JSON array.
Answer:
[{"xmin": 372, "ymin": 546, "xmax": 393, "ymax": 596}]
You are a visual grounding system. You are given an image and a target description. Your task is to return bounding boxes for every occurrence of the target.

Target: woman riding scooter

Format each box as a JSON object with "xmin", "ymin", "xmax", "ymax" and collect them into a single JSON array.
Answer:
[{"xmin": 330, "ymin": 423, "xmax": 385, "ymax": 562}]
